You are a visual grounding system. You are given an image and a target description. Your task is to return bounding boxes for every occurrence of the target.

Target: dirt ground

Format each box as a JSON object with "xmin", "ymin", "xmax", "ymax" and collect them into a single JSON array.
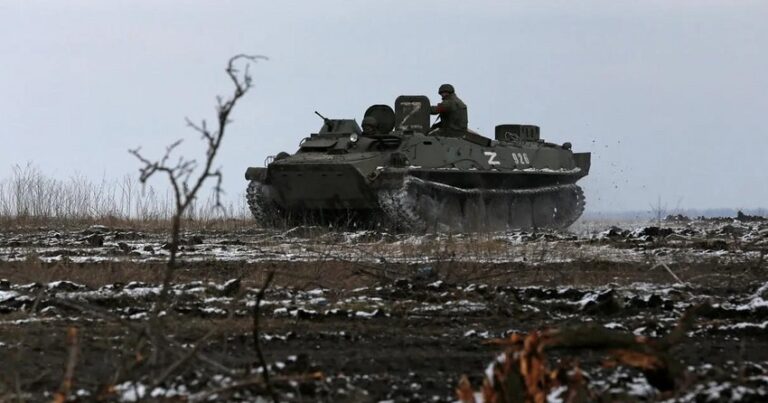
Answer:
[{"xmin": 1, "ymin": 217, "xmax": 767, "ymax": 401}]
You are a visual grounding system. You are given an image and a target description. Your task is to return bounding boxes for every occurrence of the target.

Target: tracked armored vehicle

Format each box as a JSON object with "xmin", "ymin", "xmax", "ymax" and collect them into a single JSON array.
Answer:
[{"xmin": 245, "ymin": 95, "xmax": 590, "ymax": 232}]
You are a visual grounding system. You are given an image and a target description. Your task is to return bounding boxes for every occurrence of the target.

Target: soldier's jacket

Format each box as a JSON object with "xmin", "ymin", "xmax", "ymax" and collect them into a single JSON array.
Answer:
[{"xmin": 430, "ymin": 94, "xmax": 468, "ymax": 133}]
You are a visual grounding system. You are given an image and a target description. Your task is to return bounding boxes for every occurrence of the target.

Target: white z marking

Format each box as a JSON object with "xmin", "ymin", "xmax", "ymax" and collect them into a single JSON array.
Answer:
[
  {"xmin": 484, "ymin": 151, "xmax": 500, "ymax": 166},
  {"xmin": 399, "ymin": 102, "xmax": 422, "ymax": 129}
]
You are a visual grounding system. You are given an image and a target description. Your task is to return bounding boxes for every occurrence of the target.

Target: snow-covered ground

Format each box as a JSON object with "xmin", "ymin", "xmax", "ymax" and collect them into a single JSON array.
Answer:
[{"xmin": 0, "ymin": 217, "xmax": 766, "ymax": 401}]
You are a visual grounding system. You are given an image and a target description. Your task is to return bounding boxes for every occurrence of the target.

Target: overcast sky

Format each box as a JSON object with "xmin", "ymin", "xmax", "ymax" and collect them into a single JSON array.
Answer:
[{"xmin": 2, "ymin": 0, "xmax": 766, "ymax": 213}]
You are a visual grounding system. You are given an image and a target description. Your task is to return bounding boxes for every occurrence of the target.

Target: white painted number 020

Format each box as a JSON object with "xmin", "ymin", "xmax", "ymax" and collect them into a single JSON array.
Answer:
[{"xmin": 511, "ymin": 152, "xmax": 530, "ymax": 165}]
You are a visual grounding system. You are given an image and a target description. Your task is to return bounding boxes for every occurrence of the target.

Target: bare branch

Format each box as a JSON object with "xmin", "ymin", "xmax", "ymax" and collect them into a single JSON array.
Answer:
[
  {"xmin": 125, "ymin": 53, "xmax": 265, "ymax": 376},
  {"xmin": 52, "ymin": 327, "xmax": 79, "ymax": 403},
  {"xmin": 252, "ymin": 270, "xmax": 278, "ymax": 403},
  {"xmin": 151, "ymin": 328, "xmax": 216, "ymax": 389}
]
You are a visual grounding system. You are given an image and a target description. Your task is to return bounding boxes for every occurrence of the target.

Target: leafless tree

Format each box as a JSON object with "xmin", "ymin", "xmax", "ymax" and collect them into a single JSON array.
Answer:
[{"xmin": 129, "ymin": 54, "xmax": 266, "ymax": 360}]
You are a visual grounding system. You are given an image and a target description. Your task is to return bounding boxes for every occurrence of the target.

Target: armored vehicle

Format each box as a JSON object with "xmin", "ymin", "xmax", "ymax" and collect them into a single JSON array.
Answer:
[{"xmin": 245, "ymin": 95, "xmax": 590, "ymax": 232}]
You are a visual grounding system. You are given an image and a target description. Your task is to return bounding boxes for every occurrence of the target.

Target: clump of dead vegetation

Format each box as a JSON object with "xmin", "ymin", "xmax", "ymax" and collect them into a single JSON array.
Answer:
[{"xmin": 458, "ymin": 306, "xmax": 703, "ymax": 402}]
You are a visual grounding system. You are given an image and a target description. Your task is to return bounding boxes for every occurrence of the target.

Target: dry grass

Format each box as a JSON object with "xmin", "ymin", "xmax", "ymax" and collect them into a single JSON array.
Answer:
[{"xmin": 0, "ymin": 163, "xmax": 250, "ymax": 227}]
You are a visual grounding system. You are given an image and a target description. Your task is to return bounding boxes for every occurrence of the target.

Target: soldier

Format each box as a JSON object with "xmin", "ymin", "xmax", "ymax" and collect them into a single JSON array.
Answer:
[
  {"xmin": 361, "ymin": 116, "xmax": 378, "ymax": 136},
  {"xmin": 430, "ymin": 84, "xmax": 468, "ymax": 136}
]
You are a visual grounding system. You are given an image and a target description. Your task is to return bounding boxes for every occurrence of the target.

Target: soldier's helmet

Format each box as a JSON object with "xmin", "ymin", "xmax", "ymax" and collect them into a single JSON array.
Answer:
[
  {"xmin": 438, "ymin": 84, "xmax": 455, "ymax": 94},
  {"xmin": 362, "ymin": 116, "xmax": 377, "ymax": 132}
]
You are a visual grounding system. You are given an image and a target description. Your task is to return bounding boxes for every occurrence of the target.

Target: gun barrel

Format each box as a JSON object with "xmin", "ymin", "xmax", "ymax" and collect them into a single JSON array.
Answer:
[{"xmin": 314, "ymin": 111, "xmax": 329, "ymax": 121}]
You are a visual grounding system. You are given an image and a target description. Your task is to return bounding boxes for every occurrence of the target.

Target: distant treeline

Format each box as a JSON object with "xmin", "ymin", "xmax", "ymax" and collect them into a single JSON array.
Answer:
[{"xmin": 583, "ymin": 208, "xmax": 767, "ymax": 221}]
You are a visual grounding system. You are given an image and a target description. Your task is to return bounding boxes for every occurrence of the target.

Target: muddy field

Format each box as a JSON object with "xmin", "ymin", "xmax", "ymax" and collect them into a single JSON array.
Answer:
[{"xmin": 1, "ymin": 217, "xmax": 767, "ymax": 402}]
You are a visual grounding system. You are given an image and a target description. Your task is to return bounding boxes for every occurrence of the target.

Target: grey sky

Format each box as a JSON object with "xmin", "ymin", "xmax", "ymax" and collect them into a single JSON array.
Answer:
[{"xmin": 2, "ymin": 0, "xmax": 766, "ymax": 213}]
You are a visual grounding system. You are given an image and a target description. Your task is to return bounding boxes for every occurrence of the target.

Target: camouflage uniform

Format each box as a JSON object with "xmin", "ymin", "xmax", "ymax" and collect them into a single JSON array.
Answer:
[{"xmin": 430, "ymin": 84, "xmax": 467, "ymax": 136}]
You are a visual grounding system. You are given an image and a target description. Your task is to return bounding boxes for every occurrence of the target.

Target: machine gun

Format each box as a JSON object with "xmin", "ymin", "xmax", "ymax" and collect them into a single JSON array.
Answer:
[
  {"xmin": 314, "ymin": 111, "xmax": 335, "ymax": 131},
  {"xmin": 313, "ymin": 111, "xmax": 361, "ymax": 135}
]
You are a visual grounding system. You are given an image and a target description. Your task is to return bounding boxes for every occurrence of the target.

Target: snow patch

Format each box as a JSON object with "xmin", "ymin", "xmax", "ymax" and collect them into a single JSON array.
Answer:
[{"xmin": 0, "ymin": 290, "xmax": 18, "ymax": 302}]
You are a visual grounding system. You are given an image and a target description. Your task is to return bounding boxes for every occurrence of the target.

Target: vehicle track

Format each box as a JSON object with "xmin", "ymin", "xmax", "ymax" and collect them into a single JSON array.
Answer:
[{"xmin": 249, "ymin": 176, "xmax": 585, "ymax": 232}]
